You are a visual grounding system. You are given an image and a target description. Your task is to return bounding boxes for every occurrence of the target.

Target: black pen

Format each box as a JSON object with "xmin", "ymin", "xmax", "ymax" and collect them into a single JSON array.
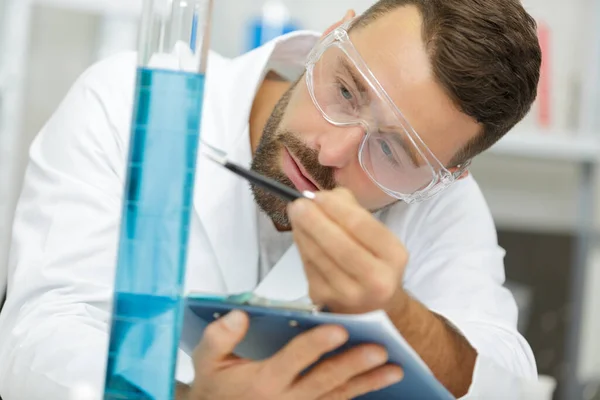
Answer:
[{"xmin": 201, "ymin": 143, "xmax": 316, "ymax": 202}]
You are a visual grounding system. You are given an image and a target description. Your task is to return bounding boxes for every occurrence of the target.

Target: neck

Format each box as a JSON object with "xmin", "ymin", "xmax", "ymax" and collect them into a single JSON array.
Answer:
[{"xmin": 249, "ymin": 71, "xmax": 291, "ymax": 155}]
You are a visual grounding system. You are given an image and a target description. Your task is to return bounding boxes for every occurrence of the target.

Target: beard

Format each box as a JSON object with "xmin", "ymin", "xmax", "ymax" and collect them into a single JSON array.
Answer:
[{"xmin": 250, "ymin": 80, "xmax": 337, "ymax": 228}]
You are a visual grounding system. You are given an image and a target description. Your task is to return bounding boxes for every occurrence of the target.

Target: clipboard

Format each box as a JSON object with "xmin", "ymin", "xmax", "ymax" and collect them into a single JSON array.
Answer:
[{"xmin": 185, "ymin": 294, "xmax": 455, "ymax": 400}]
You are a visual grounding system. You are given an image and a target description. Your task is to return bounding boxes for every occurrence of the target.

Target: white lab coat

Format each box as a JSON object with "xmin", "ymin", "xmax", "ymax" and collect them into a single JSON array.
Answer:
[{"xmin": 0, "ymin": 31, "xmax": 536, "ymax": 399}]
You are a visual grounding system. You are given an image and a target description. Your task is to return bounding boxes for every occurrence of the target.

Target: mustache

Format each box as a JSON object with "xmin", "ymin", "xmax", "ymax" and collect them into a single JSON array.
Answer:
[{"xmin": 279, "ymin": 131, "xmax": 337, "ymax": 191}]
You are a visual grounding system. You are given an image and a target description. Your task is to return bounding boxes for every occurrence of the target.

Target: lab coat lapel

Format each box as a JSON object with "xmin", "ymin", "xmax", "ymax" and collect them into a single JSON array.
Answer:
[
  {"xmin": 193, "ymin": 135, "xmax": 259, "ymax": 294},
  {"xmin": 254, "ymin": 244, "xmax": 309, "ymax": 301}
]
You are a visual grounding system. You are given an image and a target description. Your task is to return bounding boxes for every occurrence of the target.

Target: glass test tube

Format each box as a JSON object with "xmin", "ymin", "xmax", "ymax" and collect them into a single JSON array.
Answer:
[{"xmin": 104, "ymin": 1, "xmax": 213, "ymax": 399}]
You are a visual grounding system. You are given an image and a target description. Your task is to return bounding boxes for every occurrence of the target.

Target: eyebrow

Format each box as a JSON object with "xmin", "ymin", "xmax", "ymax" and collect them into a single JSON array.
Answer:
[
  {"xmin": 403, "ymin": 139, "xmax": 423, "ymax": 168},
  {"xmin": 339, "ymin": 58, "xmax": 370, "ymax": 101}
]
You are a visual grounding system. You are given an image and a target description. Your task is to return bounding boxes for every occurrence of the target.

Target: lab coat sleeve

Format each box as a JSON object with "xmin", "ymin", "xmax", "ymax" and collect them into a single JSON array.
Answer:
[
  {"xmin": 397, "ymin": 176, "xmax": 537, "ymax": 397},
  {"xmin": 0, "ymin": 53, "xmax": 135, "ymax": 399}
]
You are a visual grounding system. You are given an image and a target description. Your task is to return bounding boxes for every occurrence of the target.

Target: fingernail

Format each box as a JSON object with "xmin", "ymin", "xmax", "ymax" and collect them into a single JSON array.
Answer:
[
  {"xmin": 367, "ymin": 350, "xmax": 387, "ymax": 366},
  {"xmin": 329, "ymin": 329, "xmax": 348, "ymax": 346},
  {"xmin": 385, "ymin": 369, "xmax": 404, "ymax": 384},
  {"xmin": 222, "ymin": 310, "xmax": 245, "ymax": 332}
]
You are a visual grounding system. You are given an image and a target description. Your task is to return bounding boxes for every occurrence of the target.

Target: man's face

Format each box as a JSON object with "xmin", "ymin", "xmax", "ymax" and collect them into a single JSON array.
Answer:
[{"xmin": 251, "ymin": 6, "xmax": 480, "ymax": 228}]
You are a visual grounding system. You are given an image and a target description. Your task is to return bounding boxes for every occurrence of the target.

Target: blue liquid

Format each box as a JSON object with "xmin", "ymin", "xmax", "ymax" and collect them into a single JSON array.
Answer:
[{"xmin": 104, "ymin": 68, "xmax": 205, "ymax": 400}]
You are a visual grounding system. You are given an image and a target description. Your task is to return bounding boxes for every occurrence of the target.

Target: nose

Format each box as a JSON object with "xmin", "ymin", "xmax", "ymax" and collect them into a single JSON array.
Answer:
[{"xmin": 315, "ymin": 124, "xmax": 365, "ymax": 168}]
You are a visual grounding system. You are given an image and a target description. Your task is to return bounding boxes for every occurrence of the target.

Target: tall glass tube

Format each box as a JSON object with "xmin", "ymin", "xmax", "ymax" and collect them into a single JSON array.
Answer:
[{"xmin": 104, "ymin": 1, "xmax": 213, "ymax": 399}]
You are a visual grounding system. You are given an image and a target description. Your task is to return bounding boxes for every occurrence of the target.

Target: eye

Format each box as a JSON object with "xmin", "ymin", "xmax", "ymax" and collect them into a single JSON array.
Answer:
[
  {"xmin": 380, "ymin": 141, "xmax": 393, "ymax": 157},
  {"xmin": 377, "ymin": 139, "xmax": 400, "ymax": 167},
  {"xmin": 340, "ymin": 85, "xmax": 353, "ymax": 101}
]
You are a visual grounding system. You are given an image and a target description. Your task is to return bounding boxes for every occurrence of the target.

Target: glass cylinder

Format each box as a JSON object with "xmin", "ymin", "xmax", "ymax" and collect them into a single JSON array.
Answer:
[{"xmin": 104, "ymin": 1, "xmax": 213, "ymax": 399}]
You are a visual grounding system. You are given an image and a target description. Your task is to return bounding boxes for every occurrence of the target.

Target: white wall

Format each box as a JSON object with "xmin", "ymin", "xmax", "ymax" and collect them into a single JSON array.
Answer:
[
  {"xmin": 18, "ymin": 5, "xmax": 100, "ymax": 172},
  {"xmin": 0, "ymin": 0, "xmax": 33, "ymax": 302}
]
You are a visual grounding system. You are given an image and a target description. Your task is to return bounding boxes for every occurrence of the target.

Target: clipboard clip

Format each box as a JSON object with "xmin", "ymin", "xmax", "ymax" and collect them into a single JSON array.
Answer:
[
  {"xmin": 187, "ymin": 292, "xmax": 325, "ymax": 314},
  {"xmin": 225, "ymin": 292, "xmax": 323, "ymax": 314}
]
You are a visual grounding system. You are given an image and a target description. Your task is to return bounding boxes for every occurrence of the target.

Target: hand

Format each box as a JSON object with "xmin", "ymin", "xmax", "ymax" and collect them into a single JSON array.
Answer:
[
  {"xmin": 288, "ymin": 188, "xmax": 409, "ymax": 314},
  {"xmin": 186, "ymin": 310, "xmax": 404, "ymax": 400}
]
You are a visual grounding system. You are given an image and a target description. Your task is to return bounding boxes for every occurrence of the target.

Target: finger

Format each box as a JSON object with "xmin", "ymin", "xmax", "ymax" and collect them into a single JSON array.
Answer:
[
  {"xmin": 313, "ymin": 189, "xmax": 408, "ymax": 265},
  {"xmin": 193, "ymin": 310, "xmax": 249, "ymax": 370},
  {"xmin": 292, "ymin": 221, "xmax": 361, "ymax": 303},
  {"xmin": 291, "ymin": 344, "xmax": 390, "ymax": 399},
  {"xmin": 289, "ymin": 198, "xmax": 382, "ymax": 281},
  {"xmin": 305, "ymin": 259, "xmax": 363, "ymax": 312},
  {"xmin": 319, "ymin": 364, "xmax": 404, "ymax": 400},
  {"xmin": 262, "ymin": 324, "xmax": 349, "ymax": 388}
]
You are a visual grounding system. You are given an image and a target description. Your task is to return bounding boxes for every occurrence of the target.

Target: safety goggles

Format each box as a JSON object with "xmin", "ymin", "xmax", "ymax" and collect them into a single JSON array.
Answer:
[{"xmin": 305, "ymin": 21, "xmax": 471, "ymax": 203}]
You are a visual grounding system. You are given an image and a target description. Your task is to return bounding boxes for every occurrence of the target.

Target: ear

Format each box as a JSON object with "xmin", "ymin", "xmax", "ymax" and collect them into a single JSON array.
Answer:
[{"xmin": 321, "ymin": 9, "xmax": 356, "ymax": 39}]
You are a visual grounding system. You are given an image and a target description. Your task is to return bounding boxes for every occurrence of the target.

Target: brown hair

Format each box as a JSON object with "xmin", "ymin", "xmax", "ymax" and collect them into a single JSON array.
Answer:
[{"xmin": 352, "ymin": 0, "xmax": 542, "ymax": 165}]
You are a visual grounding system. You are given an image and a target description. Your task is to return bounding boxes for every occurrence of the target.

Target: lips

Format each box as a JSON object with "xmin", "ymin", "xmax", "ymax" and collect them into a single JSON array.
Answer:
[{"xmin": 282, "ymin": 147, "xmax": 319, "ymax": 192}]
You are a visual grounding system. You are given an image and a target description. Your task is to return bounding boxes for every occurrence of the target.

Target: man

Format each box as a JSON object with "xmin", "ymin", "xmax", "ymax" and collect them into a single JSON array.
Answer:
[{"xmin": 0, "ymin": 0, "xmax": 541, "ymax": 399}]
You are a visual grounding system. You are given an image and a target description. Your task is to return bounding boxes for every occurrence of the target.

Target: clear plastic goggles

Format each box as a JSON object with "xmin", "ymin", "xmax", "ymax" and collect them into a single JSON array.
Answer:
[{"xmin": 305, "ymin": 21, "xmax": 470, "ymax": 203}]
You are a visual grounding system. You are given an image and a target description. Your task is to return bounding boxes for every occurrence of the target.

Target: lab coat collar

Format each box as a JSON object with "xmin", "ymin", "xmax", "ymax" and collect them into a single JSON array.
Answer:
[{"xmin": 193, "ymin": 31, "xmax": 320, "ymax": 294}]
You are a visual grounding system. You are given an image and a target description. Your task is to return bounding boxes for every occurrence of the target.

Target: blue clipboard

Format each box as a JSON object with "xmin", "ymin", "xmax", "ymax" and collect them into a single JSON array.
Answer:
[{"xmin": 185, "ymin": 295, "xmax": 455, "ymax": 400}]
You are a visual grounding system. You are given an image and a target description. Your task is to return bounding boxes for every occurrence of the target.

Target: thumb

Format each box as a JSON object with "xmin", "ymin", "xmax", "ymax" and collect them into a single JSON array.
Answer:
[{"xmin": 194, "ymin": 310, "xmax": 249, "ymax": 368}]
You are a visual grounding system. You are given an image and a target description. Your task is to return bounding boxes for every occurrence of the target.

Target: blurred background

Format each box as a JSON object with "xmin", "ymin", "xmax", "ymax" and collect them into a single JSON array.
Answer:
[{"xmin": 0, "ymin": 0, "xmax": 599, "ymax": 399}]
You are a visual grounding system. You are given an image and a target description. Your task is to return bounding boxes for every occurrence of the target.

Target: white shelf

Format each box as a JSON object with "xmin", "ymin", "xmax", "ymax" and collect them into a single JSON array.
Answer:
[
  {"xmin": 32, "ymin": 0, "xmax": 142, "ymax": 17},
  {"xmin": 489, "ymin": 131, "xmax": 600, "ymax": 163}
]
